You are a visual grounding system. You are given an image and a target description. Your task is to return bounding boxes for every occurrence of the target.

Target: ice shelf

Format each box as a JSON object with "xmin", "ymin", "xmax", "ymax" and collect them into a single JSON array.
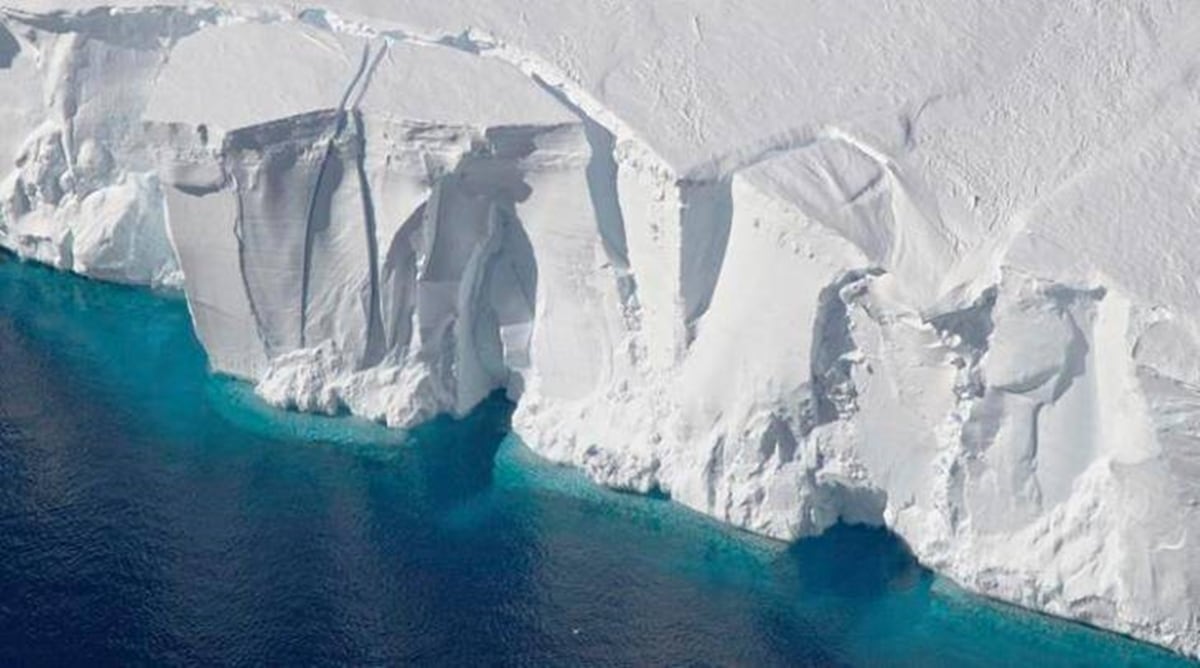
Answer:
[{"xmin": 2, "ymin": 1, "xmax": 1198, "ymax": 656}]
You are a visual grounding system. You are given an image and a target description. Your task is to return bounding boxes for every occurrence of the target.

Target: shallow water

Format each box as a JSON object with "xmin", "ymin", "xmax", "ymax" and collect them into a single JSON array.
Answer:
[{"xmin": 0, "ymin": 253, "xmax": 1192, "ymax": 667}]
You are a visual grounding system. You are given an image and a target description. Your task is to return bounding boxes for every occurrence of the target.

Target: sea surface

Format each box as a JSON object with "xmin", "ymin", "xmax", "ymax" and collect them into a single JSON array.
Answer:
[{"xmin": 0, "ymin": 252, "xmax": 1192, "ymax": 667}]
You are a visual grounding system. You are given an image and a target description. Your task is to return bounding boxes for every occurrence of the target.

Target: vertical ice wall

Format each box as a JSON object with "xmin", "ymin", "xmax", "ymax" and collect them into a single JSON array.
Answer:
[{"xmin": 0, "ymin": 4, "xmax": 1197, "ymax": 658}]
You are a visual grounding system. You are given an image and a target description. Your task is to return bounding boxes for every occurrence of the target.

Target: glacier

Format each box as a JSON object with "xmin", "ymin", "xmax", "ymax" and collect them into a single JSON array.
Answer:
[{"xmin": 1, "ymin": 0, "xmax": 1199, "ymax": 657}]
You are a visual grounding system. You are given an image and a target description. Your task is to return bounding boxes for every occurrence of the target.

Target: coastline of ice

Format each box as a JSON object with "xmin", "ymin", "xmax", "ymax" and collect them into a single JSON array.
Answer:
[{"xmin": 2, "ymin": 2, "xmax": 1198, "ymax": 656}]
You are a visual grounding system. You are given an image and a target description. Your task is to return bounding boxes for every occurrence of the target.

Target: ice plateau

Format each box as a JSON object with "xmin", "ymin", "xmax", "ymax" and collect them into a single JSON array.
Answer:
[{"xmin": 1, "ymin": 0, "xmax": 1199, "ymax": 657}]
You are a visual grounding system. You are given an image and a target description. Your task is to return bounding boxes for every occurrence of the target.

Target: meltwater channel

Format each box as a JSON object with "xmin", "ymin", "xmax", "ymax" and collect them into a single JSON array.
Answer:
[{"xmin": 0, "ymin": 252, "xmax": 1191, "ymax": 666}]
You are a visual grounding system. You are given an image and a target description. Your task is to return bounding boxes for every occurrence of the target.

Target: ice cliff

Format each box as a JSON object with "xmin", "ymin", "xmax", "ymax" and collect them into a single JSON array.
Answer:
[{"xmin": 2, "ymin": 0, "xmax": 1198, "ymax": 656}]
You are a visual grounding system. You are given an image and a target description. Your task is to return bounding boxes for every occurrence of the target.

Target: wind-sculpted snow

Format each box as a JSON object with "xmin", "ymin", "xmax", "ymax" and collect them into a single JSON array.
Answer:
[{"xmin": 2, "ymin": 1, "xmax": 1199, "ymax": 657}]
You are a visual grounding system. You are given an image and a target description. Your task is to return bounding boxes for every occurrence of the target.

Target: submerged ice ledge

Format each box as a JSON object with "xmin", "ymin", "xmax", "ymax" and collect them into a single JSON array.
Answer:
[{"xmin": 1, "ymin": 2, "xmax": 1199, "ymax": 658}]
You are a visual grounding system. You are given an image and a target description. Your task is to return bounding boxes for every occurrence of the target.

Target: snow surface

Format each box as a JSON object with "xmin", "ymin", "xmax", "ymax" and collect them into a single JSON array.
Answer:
[{"xmin": 2, "ymin": 0, "xmax": 1199, "ymax": 656}]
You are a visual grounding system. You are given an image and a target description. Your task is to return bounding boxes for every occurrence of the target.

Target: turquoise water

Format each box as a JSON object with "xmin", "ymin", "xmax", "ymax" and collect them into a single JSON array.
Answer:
[{"xmin": 0, "ymin": 252, "xmax": 1193, "ymax": 667}]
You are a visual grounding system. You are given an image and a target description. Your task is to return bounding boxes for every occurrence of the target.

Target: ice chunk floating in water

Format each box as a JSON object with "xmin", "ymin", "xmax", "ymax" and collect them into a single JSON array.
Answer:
[{"xmin": 2, "ymin": 1, "xmax": 1200, "ymax": 657}]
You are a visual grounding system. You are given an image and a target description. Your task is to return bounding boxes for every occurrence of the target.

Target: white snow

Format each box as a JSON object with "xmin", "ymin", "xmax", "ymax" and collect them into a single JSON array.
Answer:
[{"xmin": 2, "ymin": 0, "xmax": 1199, "ymax": 656}]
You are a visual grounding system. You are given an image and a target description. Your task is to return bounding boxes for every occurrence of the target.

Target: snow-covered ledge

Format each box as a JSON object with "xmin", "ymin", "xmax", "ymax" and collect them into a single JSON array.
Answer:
[{"xmin": 1, "ymin": 2, "xmax": 1198, "ymax": 657}]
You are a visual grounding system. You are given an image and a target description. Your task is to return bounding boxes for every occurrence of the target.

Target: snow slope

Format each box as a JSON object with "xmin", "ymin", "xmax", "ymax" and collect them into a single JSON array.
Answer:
[{"xmin": 2, "ymin": 0, "xmax": 1199, "ymax": 656}]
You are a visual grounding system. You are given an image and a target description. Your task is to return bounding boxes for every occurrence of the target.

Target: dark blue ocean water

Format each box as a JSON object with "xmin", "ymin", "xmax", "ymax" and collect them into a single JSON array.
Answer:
[{"xmin": 0, "ymin": 253, "xmax": 1193, "ymax": 667}]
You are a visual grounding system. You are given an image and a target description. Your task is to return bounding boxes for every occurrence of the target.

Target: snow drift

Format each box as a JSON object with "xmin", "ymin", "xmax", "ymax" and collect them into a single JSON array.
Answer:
[{"xmin": 1, "ymin": 1, "xmax": 1198, "ymax": 656}]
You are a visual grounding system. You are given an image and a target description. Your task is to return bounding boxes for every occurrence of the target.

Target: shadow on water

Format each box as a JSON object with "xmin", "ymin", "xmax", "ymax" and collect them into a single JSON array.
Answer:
[
  {"xmin": 784, "ymin": 524, "xmax": 925, "ymax": 600},
  {"xmin": 0, "ymin": 251, "xmax": 1195, "ymax": 667}
]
